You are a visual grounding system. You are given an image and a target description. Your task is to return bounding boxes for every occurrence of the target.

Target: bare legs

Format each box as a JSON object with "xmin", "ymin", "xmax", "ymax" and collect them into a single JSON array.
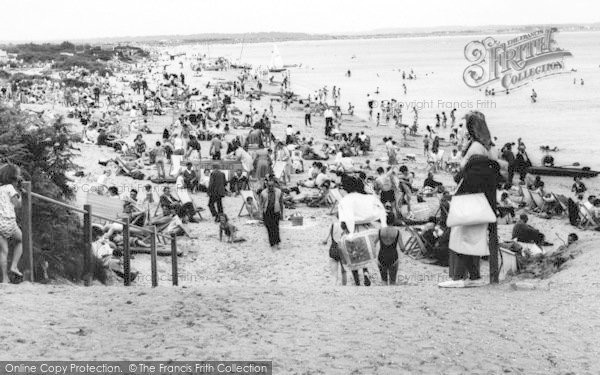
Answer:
[{"xmin": 0, "ymin": 228, "xmax": 22, "ymax": 283}]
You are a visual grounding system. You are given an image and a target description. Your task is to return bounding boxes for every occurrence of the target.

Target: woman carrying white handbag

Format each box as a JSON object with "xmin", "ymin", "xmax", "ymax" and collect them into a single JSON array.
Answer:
[{"xmin": 439, "ymin": 111, "xmax": 501, "ymax": 288}]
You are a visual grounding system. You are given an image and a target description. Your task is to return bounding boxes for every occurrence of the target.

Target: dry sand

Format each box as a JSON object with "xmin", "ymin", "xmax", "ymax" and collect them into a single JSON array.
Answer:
[{"xmin": 2, "ymin": 66, "xmax": 600, "ymax": 373}]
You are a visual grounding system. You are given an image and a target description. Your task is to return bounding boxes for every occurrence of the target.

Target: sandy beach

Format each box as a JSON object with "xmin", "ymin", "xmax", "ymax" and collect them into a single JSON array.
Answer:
[{"xmin": 2, "ymin": 41, "xmax": 600, "ymax": 374}]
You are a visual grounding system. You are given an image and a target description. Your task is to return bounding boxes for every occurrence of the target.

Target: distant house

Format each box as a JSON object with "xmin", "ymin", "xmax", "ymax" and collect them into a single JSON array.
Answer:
[{"xmin": 0, "ymin": 50, "xmax": 8, "ymax": 63}]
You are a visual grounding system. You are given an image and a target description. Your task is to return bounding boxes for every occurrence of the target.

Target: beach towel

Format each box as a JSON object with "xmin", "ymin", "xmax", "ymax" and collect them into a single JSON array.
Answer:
[
  {"xmin": 170, "ymin": 155, "xmax": 183, "ymax": 177},
  {"xmin": 339, "ymin": 229, "xmax": 379, "ymax": 270},
  {"xmin": 400, "ymin": 200, "xmax": 440, "ymax": 223},
  {"xmin": 273, "ymin": 161, "xmax": 287, "ymax": 182},
  {"xmin": 338, "ymin": 193, "xmax": 387, "ymax": 233}
]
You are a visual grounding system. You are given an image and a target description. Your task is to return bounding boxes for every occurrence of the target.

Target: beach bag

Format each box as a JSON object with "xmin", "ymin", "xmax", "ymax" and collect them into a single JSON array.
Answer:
[
  {"xmin": 339, "ymin": 229, "xmax": 379, "ymax": 270},
  {"xmin": 446, "ymin": 193, "xmax": 496, "ymax": 227},
  {"xmin": 329, "ymin": 240, "xmax": 341, "ymax": 261},
  {"xmin": 449, "ymin": 224, "xmax": 489, "ymax": 256}
]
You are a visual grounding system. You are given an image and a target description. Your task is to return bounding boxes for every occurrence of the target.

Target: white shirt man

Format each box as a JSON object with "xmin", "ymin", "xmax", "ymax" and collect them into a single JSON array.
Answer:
[
  {"xmin": 315, "ymin": 170, "xmax": 329, "ymax": 187},
  {"xmin": 324, "ymin": 108, "xmax": 333, "ymax": 120},
  {"xmin": 285, "ymin": 125, "xmax": 294, "ymax": 136}
]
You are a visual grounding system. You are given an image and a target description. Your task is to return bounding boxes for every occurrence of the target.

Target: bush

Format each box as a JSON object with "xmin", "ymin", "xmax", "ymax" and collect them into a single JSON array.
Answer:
[{"xmin": 0, "ymin": 104, "xmax": 103, "ymax": 283}]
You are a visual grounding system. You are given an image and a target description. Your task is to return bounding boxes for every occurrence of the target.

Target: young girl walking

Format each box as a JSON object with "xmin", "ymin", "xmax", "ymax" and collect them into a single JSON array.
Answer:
[{"xmin": 0, "ymin": 164, "xmax": 24, "ymax": 283}]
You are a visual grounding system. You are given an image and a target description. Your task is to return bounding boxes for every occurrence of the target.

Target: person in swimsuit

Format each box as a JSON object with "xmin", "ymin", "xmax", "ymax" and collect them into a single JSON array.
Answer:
[{"xmin": 375, "ymin": 215, "xmax": 404, "ymax": 285}]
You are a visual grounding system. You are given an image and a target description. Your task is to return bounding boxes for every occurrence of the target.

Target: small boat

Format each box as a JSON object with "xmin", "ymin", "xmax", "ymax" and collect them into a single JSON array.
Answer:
[
  {"xmin": 230, "ymin": 62, "xmax": 252, "ymax": 70},
  {"xmin": 268, "ymin": 44, "xmax": 286, "ymax": 73},
  {"xmin": 539, "ymin": 145, "xmax": 560, "ymax": 152},
  {"xmin": 527, "ymin": 165, "xmax": 599, "ymax": 178}
]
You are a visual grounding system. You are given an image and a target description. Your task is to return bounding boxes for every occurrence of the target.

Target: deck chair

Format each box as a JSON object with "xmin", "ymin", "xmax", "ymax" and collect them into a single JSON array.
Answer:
[
  {"xmin": 401, "ymin": 226, "xmax": 431, "ymax": 261},
  {"xmin": 529, "ymin": 190, "xmax": 546, "ymax": 211},
  {"xmin": 114, "ymin": 157, "xmax": 135, "ymax": 176},
  {"xmin": 522, "ymin": 188, "xmax": 535, "ymax": 210},
  {"xmin": 238, "ymin": 190, "xmax": 262, "ymax": 219},
  {"xmin": 579, "ymin": 203, "xmax": 600, "ymax": 230},
  {"xmin": 328, "ymin": 188, "xmax": 344, "ymax": 215},
  {"xmin": 169, "ymin": 155, "xmax": 183, "ymax": 177},
  {"xmin": 553, "ymin": 193, "xmax": 568, "ymax": 213},
  {"xmin": 176, "ymin": 188, "xmax": 205, "ymax": 220},
  {"xmin": 87, "ymin": 192, "xmax": 164, "ymax": 244},
  {"xmin": 273, "ymin": 161, "xmax": 288, "ymax": 185},
  {"xmin": 86, "ymin": 193, "xmax": 128, "ymax": 224}
]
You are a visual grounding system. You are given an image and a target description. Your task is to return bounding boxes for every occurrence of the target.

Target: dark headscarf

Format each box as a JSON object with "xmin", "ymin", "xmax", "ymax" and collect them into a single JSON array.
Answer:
[{"xmin": 465, "ymin": 111, "xmax": 492, "ymax": 151}]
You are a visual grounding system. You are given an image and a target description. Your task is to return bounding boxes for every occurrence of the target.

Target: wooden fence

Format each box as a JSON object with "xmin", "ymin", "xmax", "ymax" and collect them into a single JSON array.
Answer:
[{"xmin": 20, "ymin": 181, "xmax": 178, "ymax": 287}]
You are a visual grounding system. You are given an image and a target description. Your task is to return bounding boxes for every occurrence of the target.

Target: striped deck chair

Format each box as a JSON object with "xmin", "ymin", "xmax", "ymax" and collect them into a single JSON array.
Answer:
[
  {"xmin": 529, "ymin": 189, "xmax": 546, "ymax": 211},
  {"xmin": 86, "ymin": 193, "xmax": 128, "ymax": 224},
  {"xmin": 401, "ymin": 225, "xmax": 431, "ymax": 261},
  {"xmin": 579, "ymin": 203, "xmax": 600, "ymax": 230}
]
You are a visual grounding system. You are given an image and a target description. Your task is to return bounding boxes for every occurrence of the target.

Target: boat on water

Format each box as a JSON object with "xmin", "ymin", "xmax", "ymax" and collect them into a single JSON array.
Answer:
[
  {"xmin": 230, "ymin": 62, "xmax": 252, "ymax": 70},
  {"xmin": 268, "ymin": 45, "xmax": 286, "ymax": 73},
  {"xmin": 539, "ymin": 145, "xmax": 560, "ymax": 152},
  {"xmin": 527, "ymin": 165, "xmax": 599, "ymax": 178}
]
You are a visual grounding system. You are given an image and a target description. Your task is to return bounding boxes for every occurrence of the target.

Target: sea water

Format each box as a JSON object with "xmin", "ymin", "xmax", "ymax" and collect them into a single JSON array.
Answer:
[{"xmin": 202, "ymin": 31, "xmax": 600, "ymax": 170}]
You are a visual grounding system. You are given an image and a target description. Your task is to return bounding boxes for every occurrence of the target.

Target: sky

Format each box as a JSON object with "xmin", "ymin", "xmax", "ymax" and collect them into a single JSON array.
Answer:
[{"xmin": 0, "ymin": 0, "xmax": 598, "ymax": 42}]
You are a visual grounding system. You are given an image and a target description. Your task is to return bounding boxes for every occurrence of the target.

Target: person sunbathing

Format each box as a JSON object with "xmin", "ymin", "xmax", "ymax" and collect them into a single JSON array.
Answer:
[
  {"xmin": 307, "ymin": 181, "xmax": 332, "ymax": 207},
  {"xmin": 165, "ymin": 209, "xmax": 196, "ymax": 238},
  {"xmin": 158, "ymin": 187, "xmax": 181, "ymax": 215},
  {"xmin": 512, "ymin": 214, "xmax": 552, "ymax": 246}
]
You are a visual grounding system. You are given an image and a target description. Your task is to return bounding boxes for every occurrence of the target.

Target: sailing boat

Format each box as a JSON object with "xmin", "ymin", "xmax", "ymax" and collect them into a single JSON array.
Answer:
[
  {"xmin": 231, "ymin": 34, "xmax": 252, "ymax": 70},
  {"xmin": 268, "ymin": 44, "xmax": 286, "ymax": 73}
]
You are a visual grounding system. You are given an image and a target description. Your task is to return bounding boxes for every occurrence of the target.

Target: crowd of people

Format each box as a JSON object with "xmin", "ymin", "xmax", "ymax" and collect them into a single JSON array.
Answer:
[{"xmin": 0, "ymin": 48, "xmax": 596, "ymax": 286}]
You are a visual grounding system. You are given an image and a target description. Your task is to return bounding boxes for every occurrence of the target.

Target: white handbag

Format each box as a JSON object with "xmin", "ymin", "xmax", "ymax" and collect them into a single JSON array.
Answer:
[{"xmin": 446, "ymin": 192, "xmax": 496, "ymax": 227}]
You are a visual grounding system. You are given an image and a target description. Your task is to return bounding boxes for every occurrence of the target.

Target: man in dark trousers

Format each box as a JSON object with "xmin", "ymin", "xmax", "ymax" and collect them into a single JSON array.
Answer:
[
  {"xmin": 259, "ymin": 175, "xmax": 284, "ymax": 249},
  {"xmin": 182, "ymin": 162, "xmax": 199, "ymax": 192},
  {"xmin": 207, "ymin": 165, "xmax": 226, "ymax": 221}
]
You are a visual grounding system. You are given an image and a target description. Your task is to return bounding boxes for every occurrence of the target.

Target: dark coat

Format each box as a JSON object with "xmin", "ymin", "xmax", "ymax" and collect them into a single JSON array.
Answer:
[
  {"xmin": 454, "ymin": 154, "xmax": 501, "ymax": 211},
  {"xmin": 208, "ymin": 170, "xmax": 227, "ymax": 197}
]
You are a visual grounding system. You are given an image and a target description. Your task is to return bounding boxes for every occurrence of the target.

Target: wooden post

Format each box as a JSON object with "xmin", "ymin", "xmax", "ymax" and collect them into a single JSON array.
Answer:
[
  {"xmin": 83, "ymin": 204, "xmax": 92, "ymax": 286},
  {"xmin": 123, "ymin": 217, "xmax": 131, "ymax": 286},
  {"xmin": 488, "ymin": 222, "xmax": 499, "ymax": 284},
  {"xmin": 21, "ymin": 181, "xmax": 34, "ymax": 282},
  {"xmin": 171, "ymin": 234, "xmax": 178, "ymax": 286},
  {"xmin": 150, "ymin": 227, "xmax": 158, "ymax": 287}
]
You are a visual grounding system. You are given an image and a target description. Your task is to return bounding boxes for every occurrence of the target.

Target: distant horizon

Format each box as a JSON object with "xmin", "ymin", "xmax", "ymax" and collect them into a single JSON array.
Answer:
[
  {"xmin": 1, "ymin": 21, "xmax": 599, "ymax": 45},
  {"xmin": 1, "ymin": 0, "xmax": 599, "ymax": 43}
]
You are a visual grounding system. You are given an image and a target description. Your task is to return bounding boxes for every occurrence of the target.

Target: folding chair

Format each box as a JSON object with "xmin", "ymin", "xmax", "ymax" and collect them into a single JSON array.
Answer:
[
  {"xmin": 553, "ymin": 193, "xmax": 568, "ymax": 213},
  {"xmin": 86, "ymin": 192, "xmax": 128, "ymax": 224},
  {"xmin": 238, "ymin": 190, "xmax": 262, "ymax": 219},
  {"xmin": 328, "ymin": 188, "xmax": 345, "ymax": 215},
  {"xmin": 522, "ymin": 188, "xmax": 536, "ymax": 210},
  {"xmin": 401, "ymin": 225, "xmax": 430, "ymax": 260},
  {"xmin": 529, "ymin": 190, "xmax": 546, "ymax": 211},
  {"xmin": 87, "ymin": 192, "xmax": 164, "ymax": 245},
  {"xmin": 579, "ymin": 203, "xmax": 600, "ymax": 230},
  {"xmin": 176, "ymin": 188, "xmax": 205, "ymax": 220},
  {"xmin": 273, "ymin": 161, "xmax": 288, "ymax": 185}
]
